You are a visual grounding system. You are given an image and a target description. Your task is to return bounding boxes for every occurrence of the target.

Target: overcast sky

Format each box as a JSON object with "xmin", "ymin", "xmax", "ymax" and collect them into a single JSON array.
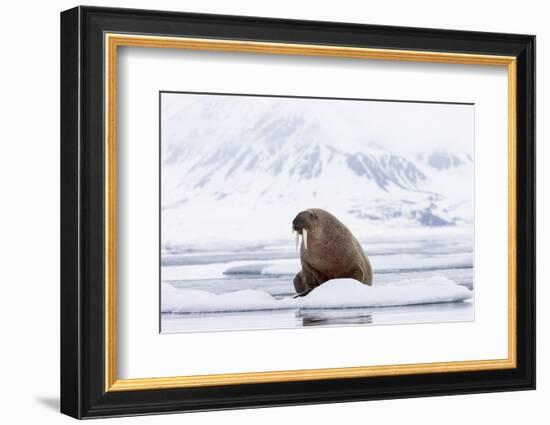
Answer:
[{"xmin": 162, "ymin": 92, "xmax": 474, "ymax": 156}]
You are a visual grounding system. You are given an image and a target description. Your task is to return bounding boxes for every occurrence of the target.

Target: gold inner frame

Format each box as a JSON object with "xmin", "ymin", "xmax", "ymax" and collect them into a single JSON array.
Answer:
[{"xmin": 104, "ymin": 33, "xmax": 517, "ymax": 392}]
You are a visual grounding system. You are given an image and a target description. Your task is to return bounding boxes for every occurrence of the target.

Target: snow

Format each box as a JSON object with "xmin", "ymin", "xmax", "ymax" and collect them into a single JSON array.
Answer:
[
  {"xmin": 370, "ymin": 252, "xmax": 472, "ymax": 272},
  {"xmin": 299, "ymin": 277, "xmax": 472, "ymax": 309},
  {"xmin": 161, "ymin": 277, "xmax": 472, "ymax": 314},
  {"xmin": 223, "ymin": 261, "xmax": 298, "ymax": 277},
  {"xmin": 220, "ymin": 252, "xmax": 472, "ymax": 280},
  {"xmin": 162, "ymin": 284, "xmax": 293, "ymax": 313},
  {"xmin": 160, "ymin": 93, "xmax": 474, "ymax": 246}
]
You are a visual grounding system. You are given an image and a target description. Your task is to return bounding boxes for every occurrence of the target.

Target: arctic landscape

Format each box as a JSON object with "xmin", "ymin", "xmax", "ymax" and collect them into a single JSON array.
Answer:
[{"xmin": 160, "ymin": 93, "xmax": 475, "ymax": 333}]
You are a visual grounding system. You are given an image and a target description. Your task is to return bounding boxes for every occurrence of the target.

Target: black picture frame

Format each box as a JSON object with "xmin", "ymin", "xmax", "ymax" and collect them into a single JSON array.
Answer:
[{"xmin": 60, "ymin": 5, "xmax": 535, "ymax": 419}]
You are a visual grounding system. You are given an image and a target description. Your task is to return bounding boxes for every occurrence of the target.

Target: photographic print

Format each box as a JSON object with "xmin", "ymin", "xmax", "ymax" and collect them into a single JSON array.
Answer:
[{"xmin": 160, "ymin": 92, "xmax": 474, "ymax": 333}]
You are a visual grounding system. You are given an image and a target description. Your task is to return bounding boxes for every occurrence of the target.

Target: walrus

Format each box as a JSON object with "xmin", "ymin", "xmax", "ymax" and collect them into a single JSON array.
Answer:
[{"xmin": 292, "ymin": 208, "xmax": 373, "ymax": 297}]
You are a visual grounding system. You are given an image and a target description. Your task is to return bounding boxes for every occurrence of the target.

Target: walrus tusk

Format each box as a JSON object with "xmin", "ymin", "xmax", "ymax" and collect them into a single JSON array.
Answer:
[
  {"xmin": 295, "ymin": 231, "xmax": 300, "ymax": 252},
  {"xmin": 303, "ymin": 228, "xmax": 308, "ymax": 250}
]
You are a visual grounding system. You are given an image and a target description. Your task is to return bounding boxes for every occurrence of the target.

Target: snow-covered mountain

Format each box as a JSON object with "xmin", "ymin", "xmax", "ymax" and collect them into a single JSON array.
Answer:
[{"xmin": 161, "ymin": 94, "xmax": 474, "ymax": 246}]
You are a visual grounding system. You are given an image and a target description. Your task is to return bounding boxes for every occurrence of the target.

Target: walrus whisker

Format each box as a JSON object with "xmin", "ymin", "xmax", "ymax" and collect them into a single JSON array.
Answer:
[{"xmin": 303, "ymin": 228, "xmax": 308, "ymax": 250}]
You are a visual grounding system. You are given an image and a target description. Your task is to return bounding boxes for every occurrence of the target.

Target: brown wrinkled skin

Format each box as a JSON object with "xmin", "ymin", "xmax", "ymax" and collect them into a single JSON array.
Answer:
[{"xmin": 292, "ymin": 208, "xmax": 373, "ymax": 297}]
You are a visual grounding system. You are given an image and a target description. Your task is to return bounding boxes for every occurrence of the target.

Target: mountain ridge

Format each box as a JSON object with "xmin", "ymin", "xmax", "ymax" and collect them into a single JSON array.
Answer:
[{"xmin": 160, "ymin": 96, "xmax": 474, "ymax": 245}]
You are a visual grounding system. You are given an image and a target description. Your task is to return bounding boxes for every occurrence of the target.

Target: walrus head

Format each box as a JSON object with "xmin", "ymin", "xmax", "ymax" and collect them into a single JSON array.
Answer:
[{"xmin": 292, "ymin": 209, "xmax": 318, "ymax": 251}]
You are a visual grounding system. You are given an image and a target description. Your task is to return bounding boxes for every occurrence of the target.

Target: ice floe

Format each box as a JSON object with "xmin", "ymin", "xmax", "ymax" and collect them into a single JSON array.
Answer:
[{"xmin": 162, "ymin": 276, "xmax": 472, "ymax": 314}]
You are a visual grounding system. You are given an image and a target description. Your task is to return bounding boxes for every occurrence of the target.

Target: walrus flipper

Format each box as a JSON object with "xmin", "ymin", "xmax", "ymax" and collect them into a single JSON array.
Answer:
[
  {"xmin": 350, "ymin": 266, "xmax": 372, "ymax": 286},
  {"xmin": 293, "ymin": 287, "xmax": 315, "ymax": 298},
  {"xmin": 293, "ymin": 268, "xmax": 322, "ymax": 297},
  {"xmin": 293, "ymin": 271, "xmax": 306, "ymax": 293}
]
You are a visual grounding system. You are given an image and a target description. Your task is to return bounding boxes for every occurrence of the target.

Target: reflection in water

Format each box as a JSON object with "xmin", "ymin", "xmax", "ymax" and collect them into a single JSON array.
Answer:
[
  {"xmin": 161, "ymin": 301, "xmax": 473, "ymax": 333},
  {"xmin": 298, "ymin": 309, "xmax": 373, "ymax": 326}
]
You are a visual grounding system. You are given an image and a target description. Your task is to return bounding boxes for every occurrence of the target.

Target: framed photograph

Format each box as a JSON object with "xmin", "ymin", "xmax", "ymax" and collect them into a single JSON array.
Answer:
[{"xmin": 60, "ymin": 6, "xmax": 535, "ymax": 419}]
